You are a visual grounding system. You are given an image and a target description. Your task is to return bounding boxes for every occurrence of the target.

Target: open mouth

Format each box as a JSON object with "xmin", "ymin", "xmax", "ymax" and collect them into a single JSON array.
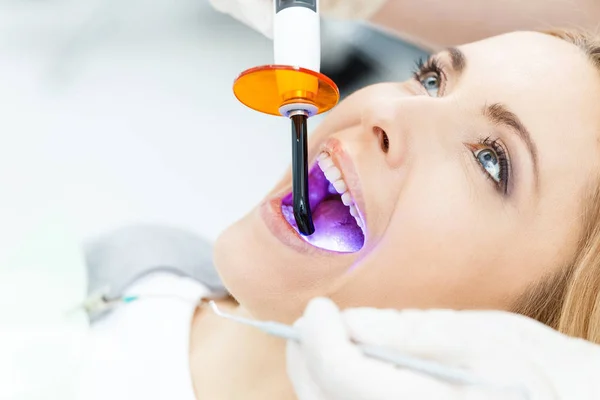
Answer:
[{"xmin": 281, "ymin": 152, "xmax": 365, "ymax": 253}]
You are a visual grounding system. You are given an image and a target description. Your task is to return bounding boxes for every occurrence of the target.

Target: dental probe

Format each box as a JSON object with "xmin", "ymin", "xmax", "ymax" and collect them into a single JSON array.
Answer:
[
  {"xmin": 209, "ymin": 301, "xmax": 531, "ymax": 398},
  {"xmin": 232, "ymin": 0, "xmax": 340, "ymax": 236}
]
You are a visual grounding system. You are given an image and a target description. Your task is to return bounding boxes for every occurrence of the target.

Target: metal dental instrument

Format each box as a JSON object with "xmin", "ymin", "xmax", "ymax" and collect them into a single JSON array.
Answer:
[
  {"xmin": 232, "ymin": 0, "xmax": 340, "ymax": 236},
  {"xmin": 209, "ymin": 301, "xmax": 531, "ymax": 398}
]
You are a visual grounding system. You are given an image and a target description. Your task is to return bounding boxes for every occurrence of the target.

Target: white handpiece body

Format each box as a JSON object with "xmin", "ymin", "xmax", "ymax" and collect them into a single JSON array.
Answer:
[{"xmin": 273, "ymin": 0, "xmax": 321, "ymax": 72}]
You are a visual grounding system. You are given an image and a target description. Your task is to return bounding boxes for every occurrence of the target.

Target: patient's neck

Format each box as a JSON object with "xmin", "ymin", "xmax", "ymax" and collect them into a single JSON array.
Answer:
[{"xmin": 189, "ymin": 300, "xmax": 296, "ymax": 400}]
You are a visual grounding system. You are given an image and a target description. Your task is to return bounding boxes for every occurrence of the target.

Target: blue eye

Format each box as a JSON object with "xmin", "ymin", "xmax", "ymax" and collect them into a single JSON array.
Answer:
[
  {"xmin": 474, "ymin": 148, "xmax": 501, "ymax": 182},
  {"xmin": 420, "ymin": 73, "xmax": 440, "ymax": 97},
  {"xmin": 470, "ymin": 138, "xmax": 510, "ymax": 194},
  {"xmin": 413, "ymin": 57, "xmax": 444, "ymax": 97}
]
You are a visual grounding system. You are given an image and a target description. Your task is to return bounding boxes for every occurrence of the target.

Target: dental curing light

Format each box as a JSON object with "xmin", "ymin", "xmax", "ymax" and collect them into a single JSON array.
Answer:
[{"xmin": 233, "ymin": 0, "xmax": 340, "ymax": 236}]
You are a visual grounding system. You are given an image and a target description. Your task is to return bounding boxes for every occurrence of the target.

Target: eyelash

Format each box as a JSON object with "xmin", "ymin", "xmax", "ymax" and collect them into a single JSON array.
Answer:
[
  {"xmin": 474, "ymin": 137, "xmax": 511, "ymax": 194},
  {"xmin": 412, "ymin": 57, "xmax": 445, "ymax": 92}
]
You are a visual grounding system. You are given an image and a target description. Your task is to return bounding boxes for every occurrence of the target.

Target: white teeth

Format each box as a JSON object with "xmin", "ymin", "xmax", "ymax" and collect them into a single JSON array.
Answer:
[
  {"xmin": 332, "ymin": 180, "xmax": 347, "ymax": 194},
  {"xmin": 341, "ymin": 192, "xmax": 353, "ymax": 206},
  {"xmin": 317, "ymin": 152, "xmax": 365, "ymax": 233},
  {"xmin": 318, "ymin": 155, "xmax": 334, "ymax": 170},
  {"xmin": 324, "ymin": 166, "xmax": 342, "ymax": 182}
]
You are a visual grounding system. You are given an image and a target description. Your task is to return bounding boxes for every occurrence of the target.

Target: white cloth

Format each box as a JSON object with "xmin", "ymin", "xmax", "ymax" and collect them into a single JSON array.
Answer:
[
  {"xmin": 77, "ymin": 272, "xmax": 210, "ymax": 400},
  {"xmin": 287, "ymin": 298, "xmax": 600, "ymax": 400}
]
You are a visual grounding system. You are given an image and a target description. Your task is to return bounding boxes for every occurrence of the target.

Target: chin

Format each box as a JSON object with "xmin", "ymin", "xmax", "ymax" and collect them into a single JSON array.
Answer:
[
  {"xmin": 213, "ymin": 145, "xmax": 369, "ymax": 323},
  {"xmin": 213, "ymin": 212, "xmax": 316, "ymax": 322}
]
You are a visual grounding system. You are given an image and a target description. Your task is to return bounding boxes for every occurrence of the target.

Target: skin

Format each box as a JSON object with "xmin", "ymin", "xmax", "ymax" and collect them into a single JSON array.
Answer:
[{"xmin": 190, "ymin": 32, "xmax": 600, "ymax": 399}]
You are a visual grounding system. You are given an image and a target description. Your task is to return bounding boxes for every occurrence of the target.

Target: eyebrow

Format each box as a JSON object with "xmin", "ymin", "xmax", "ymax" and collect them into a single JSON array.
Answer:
[
  {"xmin": 483, "ymin": 103, "xmax": 540, "ymax": 189},
  {"xmin": 446, "ymin": 47, "xmax": 466, "ymax": 73}
]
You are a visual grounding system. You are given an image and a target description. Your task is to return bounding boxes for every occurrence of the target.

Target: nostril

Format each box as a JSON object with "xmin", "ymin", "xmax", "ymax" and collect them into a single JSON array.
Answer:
[{"xmin": 374, "ymin": 127, "xmax": 389, "ymax": 153}]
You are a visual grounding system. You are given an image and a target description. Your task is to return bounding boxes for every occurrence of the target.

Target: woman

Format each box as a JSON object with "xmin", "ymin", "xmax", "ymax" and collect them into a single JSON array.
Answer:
[
  {"xmin": 81, "ymin": 29, "xmax": 600, "ymax": 399},
  {"xmin": 190, "ymin": 28, "xmax": 600, "ymax": 398}
]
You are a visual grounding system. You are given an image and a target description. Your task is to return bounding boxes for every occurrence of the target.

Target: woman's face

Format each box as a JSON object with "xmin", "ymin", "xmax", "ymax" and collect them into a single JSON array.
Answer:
[{"xmin": 215, "ymin": 31, "xmax": 600, "ymax": 322}]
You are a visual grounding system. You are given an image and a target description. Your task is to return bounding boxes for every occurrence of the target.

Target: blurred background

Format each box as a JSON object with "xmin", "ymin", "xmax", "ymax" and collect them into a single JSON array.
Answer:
[{"xmin": 0, "ymin": 0, "xmax": 426, "ymax": 243}]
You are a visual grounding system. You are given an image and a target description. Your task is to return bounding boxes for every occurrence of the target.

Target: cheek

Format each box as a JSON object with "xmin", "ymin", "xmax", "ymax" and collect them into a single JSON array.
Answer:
[
  {"xmin": 345, "ymin": 165, "xmax": 537, "ymax": 309},
  {"xmin": 391, "ymin": 172, "xmax": 490, "ymax": 276}
]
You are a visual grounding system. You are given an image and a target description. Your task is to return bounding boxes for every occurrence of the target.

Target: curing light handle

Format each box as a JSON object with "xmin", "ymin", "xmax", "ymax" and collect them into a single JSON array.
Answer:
[{"xmin": 273, "ymin": 0, "xmax": 321, "ymax": 72}]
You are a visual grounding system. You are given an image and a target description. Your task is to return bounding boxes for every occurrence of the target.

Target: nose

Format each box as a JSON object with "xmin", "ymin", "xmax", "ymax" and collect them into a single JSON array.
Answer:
[
  {"xmin": 361, "ymin": 95, "xmax": 446, "ymax": 168},
  {"xmin": 361, "ymin": 98, "xmax": 403, "ymax": 167}
]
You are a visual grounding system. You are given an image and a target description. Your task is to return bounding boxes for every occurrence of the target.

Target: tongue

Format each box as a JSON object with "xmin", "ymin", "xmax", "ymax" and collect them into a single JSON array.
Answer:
[{"xmin": 303, "ymin": 199, "xmax": 364, "ymax": 252}]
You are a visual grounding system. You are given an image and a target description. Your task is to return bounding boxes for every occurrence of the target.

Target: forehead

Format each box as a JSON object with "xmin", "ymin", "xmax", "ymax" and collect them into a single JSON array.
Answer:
[{"xmin": 456, "ymin": 32, "xmax": 599, "ymax": 112}]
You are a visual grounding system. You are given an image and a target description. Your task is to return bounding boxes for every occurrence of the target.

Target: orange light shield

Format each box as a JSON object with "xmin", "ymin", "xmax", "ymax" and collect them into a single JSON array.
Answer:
[{"xmin": 233, "ymin": 65, "xmax": 339, "ymax": 117}]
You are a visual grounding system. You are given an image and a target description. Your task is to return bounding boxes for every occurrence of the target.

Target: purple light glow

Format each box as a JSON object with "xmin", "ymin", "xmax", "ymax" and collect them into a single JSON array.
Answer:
[{"xmin": 282, "ymin": 163, "xmax": 364, "ymax": 253}]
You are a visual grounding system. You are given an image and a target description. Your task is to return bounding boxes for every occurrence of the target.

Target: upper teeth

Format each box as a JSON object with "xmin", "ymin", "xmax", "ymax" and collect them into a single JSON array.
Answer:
[{"xmin": 318, "ymin": 152, "xmax": 365, "ymax": 230}]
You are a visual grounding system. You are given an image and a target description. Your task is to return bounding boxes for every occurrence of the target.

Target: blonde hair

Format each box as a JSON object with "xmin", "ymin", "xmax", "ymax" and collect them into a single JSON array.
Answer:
[{"xmin": 512, "ymin": 29, "xmax": 600, "ymax": 344}]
